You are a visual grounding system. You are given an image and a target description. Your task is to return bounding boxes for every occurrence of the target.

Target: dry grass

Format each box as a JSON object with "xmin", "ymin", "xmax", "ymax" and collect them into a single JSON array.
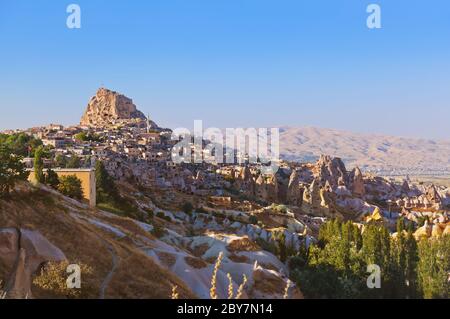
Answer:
[
  {"xmin": 0, "ymin": 192, "xmax": 112, "ymax": 298},
  {"xmin": 0, "ymin": 183, "xmax": 196, "ymax": 299},
  {"xmin": 251, "ymin": 269, "xmax": 285, "ymax": 295},
  {"xmin": 156, "ymin": 251, "xmax": 177, "ymax": 268},
  {"xmin": 184, "ymin": 256, "xmax": 208, "ymax": 269},
  {"xmin": 283, "ymin": 279, "xmax": 291, "ymax": 299},
  {"xmin": 227, "ymin": 273, "xmax": 234, "ymax": 299},
  {"xmin": 100, "ymin": 215, "xmax": 154, "ymax": 240},
  {"xmin": 208, "ymin": 252, "xmax": 248, "ymax": 300},
  {"xmin": 171, "ymin": 285, "xmax": 179, "ymax": 299},
  {"xmin": 235, "ymin": 275, "xmax": 248, "ymax": 299},
  {"xmin": 33, "ymin": 261, "xmax": 93, "ymax": 299},
  {"xmin": 209, "ymin": 252, "xmax": 223, "ymax": 299},
  {"xmin": 205, "ymin": 256, "xmax": 218, "ymax": 264},
  {"xmin": 98, "ymin": 243, "xmax": 195, "ymax": 299},
  {"xmin": 227, "ymin": 237, "xmax": 260, "ymax": 252},
  {"xmin": 228, "ymin": 254, "xmax": 250, "ymax": 264},
  {"xmin": 191, "ymin": 243, "xmax": 210, "ymax": 257}
]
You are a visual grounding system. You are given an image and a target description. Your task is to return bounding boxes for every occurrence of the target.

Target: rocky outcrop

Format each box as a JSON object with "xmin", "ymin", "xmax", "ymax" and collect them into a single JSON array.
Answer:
[
  {"xmin": 414, "ymin": 221, "xmax": 432, "ymax": 240},
  {"xmin": 266, "ymin": 174, "xmax": 279, "ymax": 203},
  {"xmin": 302, "ymin": 179, "xmax": 332, "ymax": 217},
  {"xmin": 0, "ymin": 228, "xmax": 67, "ymax": 299},
  {"xmin": 402, "ymin": 184, "xmax": 445, "ymax": 211},
  {"xmin": 350, "ymin": 167, "xmax": 365, "ymax": 198},
  {"xmin": 286, "ymin": 170, "xmax": 302, "ymax": 206},
  {"xmin": 5, "ymin": 248, "xmax": 31, "ymax": 299},
  {"xmin": 236, "ymin": 166, "xmax": 255, "ymax": 197},
  {"xmin": 313, "ymin": 155, "xmax": 348, "ymax": 189},
  {"xmin": 255, "ymin": 174, "xmax": 268, "ymax": 201},
  {"xmin": 425, "ymin": 185, "xmax": 443, "ymax": 209},
  {"xmin": 80, "ymin": 88, "xmax": 150, "ymax": 127},
  {"xmin": 20, "ymin": 229, "xmax": 67, "ymax": 274},
  {"xmin": 401, "ymin": 180, "xmax": 411, "ymax": 194},
  {"xmin": 0, "ymin": 228, "xmax": 19, "ymax": 268}
]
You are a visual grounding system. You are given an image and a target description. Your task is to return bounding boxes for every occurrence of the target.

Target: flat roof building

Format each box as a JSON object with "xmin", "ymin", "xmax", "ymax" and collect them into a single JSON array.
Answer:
[{"xmin": 28, "ymin": 168, "xmax": 96, "ymax": 207}]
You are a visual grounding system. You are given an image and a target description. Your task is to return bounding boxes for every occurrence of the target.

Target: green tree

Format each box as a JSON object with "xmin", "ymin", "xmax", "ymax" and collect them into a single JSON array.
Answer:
[
  {"xmin": 404, "ymin": 228, "xmax": 419, "ymax": 298},
  {"xmin": 45, "ymin": 168, "xmax": 60, "ymax": 189},
  {"xmin": 84, "ymin": 155, "xmax": 92, "ymax": 168},
  {"xmin": 361, "ymin": 224, "xmax": 394, "ymax": 298},
  {"xmin": 0, "ymin": 145, "xmax": 29, "ymax": 197},
  {"xmin": 339, "ymin": 221, "xmax": 353, "ymax": 272},
  {"xmin": 362, "ymin": 224, "xmax": 382, "ymax": 266},
  {"xmin": 66, "ymin": 155, "xmax": 81, "ymax": 168},
  {"xmin": 58, "ymin": 175, "xmax": 83, "ymax": 200},
  {"xmin": 275, "ymin": 231, "xmax": 287, "ymax": 263},
  {"xmin": 353, "ymin": 223, "xmax": 363, "ymax": 251},
  {"xmin": 74, "ymin": 132, "xmax": 88, "ymax": 142},
  {"xmin": 94, "ymin": 160, "xmax": 141, "ymax": 218},
  {"xmin": 181, "ymin": 202, "xmax": 194, "ymax": 215},
  {"xmin": 34, "ymin": 146, "xmax": 45, "ymax": 183},
  {"xmin": 55, "ymin": 154, "xmax": 67, "ymax": 168},
  {"xmin": 290, "ymin": 218, "xmax": 447, "ymax": 299},
  {"xmin": 392, "ymin": 218, "xmax": 407, "ymax": 296},
  {"xmin": 249, "ymin": 215, "xmax": 258, "ymax": 225},
  {"xmin": 0, "ymin": 133, "xmax": 43, "ymax": 157},
  {"xmin": 379, "ymin": 225, "xmax": 394, "ymax": 297},
  {"xmin": 95, "ymin": 160, "xmax": 118, "ymax": 203},
  {"xmin": 74, "ymin": 132, "xmax": 102, "ymax": 142},
  {"xmin": 418, "ymin": 236, "xmax": 450, "ymax": 299}
]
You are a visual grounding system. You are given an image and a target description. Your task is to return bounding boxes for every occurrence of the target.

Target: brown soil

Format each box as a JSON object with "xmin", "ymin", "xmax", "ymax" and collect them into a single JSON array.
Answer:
[
  {"xmin": 184, "ymin": 256, "xmax": 208, "ymax": 269},
  {"xmin": 227, "ymin": 237, "xmax": 260, "ymax": 252}
]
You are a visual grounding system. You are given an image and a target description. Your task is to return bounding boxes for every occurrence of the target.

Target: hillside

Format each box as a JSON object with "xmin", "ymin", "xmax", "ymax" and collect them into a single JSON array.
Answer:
[
  {"xmin": 0, "ymin": 182, "xmax": 302, "ymax": 299},
  {"xmin": 279, "ymin": 126, "xmax": 450, "ymax": 175},
  {"xmin": 0, "ymin": 182, "xmax": 195, "ymax": 299}
]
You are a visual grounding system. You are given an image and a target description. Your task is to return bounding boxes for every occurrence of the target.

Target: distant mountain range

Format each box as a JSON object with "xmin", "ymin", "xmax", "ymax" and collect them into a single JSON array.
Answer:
[{"xmin": 278, "ymin": 126, "xmax": 450, "ymax": 175}]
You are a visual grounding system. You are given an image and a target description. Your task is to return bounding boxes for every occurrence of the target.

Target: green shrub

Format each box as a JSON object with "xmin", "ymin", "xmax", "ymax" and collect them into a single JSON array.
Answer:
[
  {"xmin": 58, "ymin": 175, "xmax": 83, "ymax": 200},
  {"xmin": 151, "ymin": 224, "xmax": 166, "ymax": 238},
  {"xmin": 0, "ymin": 145, "xmax": 28, "ymax": 197},
  {"xmin": 270, "ymin": 204, "xmax": 288, "ymax": 214},
  {"xmin": 181, "ymin": 202, "xmax": 194, "ymax": 215},
  {"xmin": 249, "ymin": 215, "xmax": 258, "ymax": 225},
  {"xmin": 45, "ymin": 168, "xmax": 60, "ymax": 189}
]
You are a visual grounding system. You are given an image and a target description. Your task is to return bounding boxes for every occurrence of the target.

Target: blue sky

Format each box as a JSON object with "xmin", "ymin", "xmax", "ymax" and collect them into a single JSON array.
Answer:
[{"xmin": 0, "ymin": 0, "xmax": 449, "ymax": 139}]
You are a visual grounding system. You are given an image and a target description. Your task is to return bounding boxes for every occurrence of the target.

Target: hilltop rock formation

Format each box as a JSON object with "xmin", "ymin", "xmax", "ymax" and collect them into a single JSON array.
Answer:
[
  {"xmin": 80, "ymin": 88, "xmax": 151, "ymax": 127},
  {"xmin": 350, "ymin": 167, "xmax": 365, "ymax": 198},
  {"xmin": 255, "ymin": 174, "xmax": 268, "ymax": 201},
  {"xmin": 266, "ymin": 174, "xmax": 280, "ymax": 203},
  {"xmin": 286, "ymin": 170, "xmax": 302, "ymax": 206},
  {"xmin": 236, "ymin": 166, "xmax": 255, "ymax": 197},
  {"xmin": 425, "ymin": 185, "xmax": 442, "ymax": 208},
  {"xmin": 313, "ymin": 155, "xmax": 348, "ymax": 189},
  {"xmin": 302, "ymin": 178, "xmax": 338, "ymax": 218}
]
